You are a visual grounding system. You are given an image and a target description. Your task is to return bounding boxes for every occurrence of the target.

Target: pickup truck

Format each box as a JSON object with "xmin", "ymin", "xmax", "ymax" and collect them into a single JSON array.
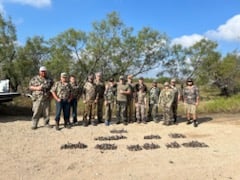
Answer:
[{"xmin": 0, "ymin": 79, "xmax": 21, "ymax": 103}]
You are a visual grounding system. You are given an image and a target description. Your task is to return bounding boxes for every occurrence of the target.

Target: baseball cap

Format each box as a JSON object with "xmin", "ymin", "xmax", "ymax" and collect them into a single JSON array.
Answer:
[
  {"xmin": 39, "ymin": 66, "xmax": 47, "ymax": 72},
  {"xmin": 139, "ymin": 77, "xmax": 144, "ymax": 80},
  {"xmin": 171, "ymin": 78, "xmax": 176, "ymax": 82},
  {"xmin": 61, "ymin": 72, "xmax": 68, "ymax": 78},
  {"xmin": 95, "ymin": 72, "xmax": 102, "ymax": 76},
  {"xmin": 119, "ymin": 75, "xmax": 124, "ymax": 80},
  {"xmin": 164, "ymin": 82, "xmax": 169, "ymax": 86}
]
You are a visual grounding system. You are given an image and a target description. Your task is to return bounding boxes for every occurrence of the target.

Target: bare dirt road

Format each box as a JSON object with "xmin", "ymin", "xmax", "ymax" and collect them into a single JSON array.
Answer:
[{"xmin": 0, "ymin": 113, "xmax": 240, "ymax": 180}]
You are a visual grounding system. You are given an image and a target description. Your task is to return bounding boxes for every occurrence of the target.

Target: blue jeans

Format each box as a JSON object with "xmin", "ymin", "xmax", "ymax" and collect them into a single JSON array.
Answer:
[
  {"xmin": 55, "ymin": 99, "xmax": 70, "ymax": 124},
  {"xmin": 70, "ymin": 98, "xmax": 78, "ymax": 122}
]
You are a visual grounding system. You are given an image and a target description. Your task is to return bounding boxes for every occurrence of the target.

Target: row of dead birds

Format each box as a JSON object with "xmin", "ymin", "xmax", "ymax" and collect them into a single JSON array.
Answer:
[
  {"xmin": 60, "ymin": 140, "xmax": 208, "ymax": 150},
  {"xmin": 60, "ymin": 130, "xmax": 208, "ymax": 150}
]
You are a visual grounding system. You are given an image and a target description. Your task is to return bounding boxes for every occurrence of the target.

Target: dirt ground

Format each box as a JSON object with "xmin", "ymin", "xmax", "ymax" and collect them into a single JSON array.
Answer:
[{"xmin": 0, "ymin": 113, "xmax": 240, "ymax": 180}]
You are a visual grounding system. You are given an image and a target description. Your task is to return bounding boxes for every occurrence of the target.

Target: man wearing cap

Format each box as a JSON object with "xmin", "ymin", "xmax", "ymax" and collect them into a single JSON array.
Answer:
[
  {"xmin": 82, "ymin": 74, "xmax": 97, "ymax": 126},
  {"xmin": 95, "ymin": 72, "xmax": 105, "ymax": 124},
  {"xmin": 158, "ymin": 82, "xmax": 174, "ymax": 126},
  {"xmin": 170, "ymin": 78, "xmax": 180, "ymax": 124},
  {"xmin": 182, "ymin": 78, "xmax": 200, "ymax": 127},
  {"xmin": 29, "ymin": 66, "xmax": 54, "ymax": 130},
  {"xmin": 104, "ymin": 78, "xmax": 117, "ymax": 126},
  {"xmin": 134, "ymin": 77, "xmax": 147, "ymax": 121},
  {"xmin": 51, "ymin": 72, "xmax": 72, "ymax": 130},
  {"xmin": 116, "ymin": 75, "xmax": 131, "ymax": 125},
  {"xmin": 148, "ymin": 80, "xmax": 161, "ymax": 123}
]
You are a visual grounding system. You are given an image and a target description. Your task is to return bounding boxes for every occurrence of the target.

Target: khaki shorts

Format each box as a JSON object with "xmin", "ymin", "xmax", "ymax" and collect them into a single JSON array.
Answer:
[{"xmin": 184, "ymin": 103, "xmax": 196, "ymax": 114}]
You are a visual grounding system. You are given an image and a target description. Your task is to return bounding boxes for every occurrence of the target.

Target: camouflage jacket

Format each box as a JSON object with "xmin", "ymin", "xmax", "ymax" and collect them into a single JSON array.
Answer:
[
  {"xmin": 51, "ymin": 81, "xmax": 72, "ymax": 100},
  {"xmin": 183, "ymin": 85, "xmax": 199, "ymax": 104},
  {"xmin": 70, "ymin": 82, "xmax": 81, "ymax": 99},
  {"xmin": 149, "ymin": 86, "xmax": 160, "ymax": 104},
  {"xmin": 158, "ymin": 88, "xmax": 174, "ymax": 108},
  {"xmin": 29, "ymin": 75, "xmax": 53, "ymax": 101},
  {"xmin": 82, "ymin": 81, "xmax": 97, "ymax": 101},
  {"xmin": 136, "ymin": 91, "xmax": 147, "ymax": 105},
  {"xmin": 104, "ymin": 85, "xmax": 116, "ymax": 103}
]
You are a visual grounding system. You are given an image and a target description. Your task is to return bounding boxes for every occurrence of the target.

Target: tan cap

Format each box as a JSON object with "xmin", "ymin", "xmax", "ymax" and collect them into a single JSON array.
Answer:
[{"xmin": 61, "ymin": 72, "xmax": 68, "ymax": 78}]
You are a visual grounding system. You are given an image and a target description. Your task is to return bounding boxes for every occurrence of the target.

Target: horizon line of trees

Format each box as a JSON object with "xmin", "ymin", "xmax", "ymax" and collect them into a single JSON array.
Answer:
[{"xmin": 1, "ymin": 12, "xmax": 240, "ymax": 96}]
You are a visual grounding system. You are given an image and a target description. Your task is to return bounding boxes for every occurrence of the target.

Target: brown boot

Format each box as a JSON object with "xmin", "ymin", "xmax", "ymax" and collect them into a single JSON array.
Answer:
[{"xmin": 55, "ymin": 121, "xmax": 60, "ymax": 131}]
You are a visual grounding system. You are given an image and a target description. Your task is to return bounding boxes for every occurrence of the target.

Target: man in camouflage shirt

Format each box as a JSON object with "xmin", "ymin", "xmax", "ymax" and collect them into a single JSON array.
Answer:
[
  {"xmin": 95, "ymin": 72, "xmax": 105, "ymax": 124},
  {"xmin": 135, "ymin": 86, "xmax": 147, "ymax": 123},
  {"xmin": 104, "ymin": 78, "xmax": 116, "ymax": 126},
  {"xmin": 183, "ymin": 78, "xmax": 200, "ymax": 127},
  {"xmin": 51, "ymin": 72, "xmax": 72, "ymax": 130},
  {"xmin": 148, "ymin": 80, "xmax": 160, "ymax": 123},
  {"xmin": 69, "ymin": 75, "xmax": 81, "ymax": 125},
  {"xmin": 158, "ymin": 82, "xmax": 174, "ymax": 126},
  {"xmin": 82, "ymin": 74, "xmax": 97, "ymax": 126},
  {"xmin": 29, "ymin": 66, "xmax": 53, "ymax": 130}
]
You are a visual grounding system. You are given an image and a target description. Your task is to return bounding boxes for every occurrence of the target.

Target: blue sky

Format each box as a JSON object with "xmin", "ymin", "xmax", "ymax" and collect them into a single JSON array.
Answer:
[{"xmin": 1, "ymin": 0, "xmax": 240, "ymax": 76}]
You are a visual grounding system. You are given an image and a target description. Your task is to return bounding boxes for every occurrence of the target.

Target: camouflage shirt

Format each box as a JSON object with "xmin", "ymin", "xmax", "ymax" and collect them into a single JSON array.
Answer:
[
  {"xmin": 82, "ymin": 81, "xmax": 97, "ymax": 101},
  {"xmin": 104, "ymin": 85, "xmax": 116, "ymax": 103},
  {"xmin": 29, "ymin": 75, "xmax": 53, "ymax": 100},
  {"xmin": 149, "ymin": 86, "xmax": 160, "ymax": 104},
  {"xmin": 136, "ymin": 91, "xmax": 147, "ymax": 104},
  {"xmin": 51, "ymin": 81, "xmax": 72, "ymax": 100},
  {"xmin": 70, "ymin": 82, "xmax": 80, "ymax": 99},
  {"xmin": 183, "ymin": 85, "xmax": 199, "ymax": 104},
  {"xmin": 159, "ymin": 88, "xmax": 174, "ymax": 108}
]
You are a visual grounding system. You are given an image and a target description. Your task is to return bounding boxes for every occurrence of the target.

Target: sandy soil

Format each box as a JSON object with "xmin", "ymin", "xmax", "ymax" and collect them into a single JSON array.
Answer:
[{"xmin": 0, "ymin": 113, "xmax": 240, "ymax": 180}]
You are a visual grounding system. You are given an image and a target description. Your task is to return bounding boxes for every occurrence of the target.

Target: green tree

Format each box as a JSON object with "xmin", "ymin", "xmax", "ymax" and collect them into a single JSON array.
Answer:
[
  {"xmin": 14, "ymin": 36, "xmax": 50, "ymax": 91},
  {"xmin": 0, "ymin": 14, "xmax": 18, "ymax": 90},
  {"xmin": 46, "ymin": 28, "xmax": 87, "ymax": 82}
]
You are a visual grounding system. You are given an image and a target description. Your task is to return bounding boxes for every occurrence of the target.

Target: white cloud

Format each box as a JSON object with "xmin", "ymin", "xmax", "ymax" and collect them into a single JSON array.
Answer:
[
  {"xmin": 171, "ymin": 34, "xmax": 205, "ymax": 48},
  {"xmin": 205, "ymin": 14, "xmax": 240, "ymax": 42},
  {"xmin": 3, "ymin": 0, "xmax": 51, "ymax": 8}
]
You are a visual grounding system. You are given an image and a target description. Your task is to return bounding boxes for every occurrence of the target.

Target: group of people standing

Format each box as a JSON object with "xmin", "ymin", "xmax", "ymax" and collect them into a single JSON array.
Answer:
[{"xmin": 29, "ymin": 66, "xmax": 200, "ymax": 131}]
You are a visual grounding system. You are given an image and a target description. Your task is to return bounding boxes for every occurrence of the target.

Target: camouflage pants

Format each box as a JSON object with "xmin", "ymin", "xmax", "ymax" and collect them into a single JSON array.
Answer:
[
  {"xmin": 97, "ymin": 98, "xmax": 104, "ymax": 122},
  {"xmin": 105, "ymin": 102, "xmax": 114, "ymax": 121},
  {"xmin": 83, "ymin": 100, "xmax": 96, "ymax": 124},
  {"xmin": 148, "ymin": 103, "xmax": 158, "ymax": 121},
  {"xmin": 136, "ymin": 103, "xmax": 146, "ymax": 122},
  {"xmin": 162, "ymin": 105, "xmax": 172, "ymax": 123},
  {"xmin": 32, "ymin": 98, "xmax": 51, "ymax": 128},
  {"xmin": 116, "ymin": 101, "xmax": 127, "ymax": 123}
]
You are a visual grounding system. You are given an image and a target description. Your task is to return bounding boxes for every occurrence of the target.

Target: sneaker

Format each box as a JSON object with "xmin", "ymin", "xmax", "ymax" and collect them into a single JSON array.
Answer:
[
  {"xmin": 31, "ymin": 126, "xmax": 37, "ymax": 130},
  {"xmin": 45, "ymin": 124, "xmax": 53, "ymax": 128}
]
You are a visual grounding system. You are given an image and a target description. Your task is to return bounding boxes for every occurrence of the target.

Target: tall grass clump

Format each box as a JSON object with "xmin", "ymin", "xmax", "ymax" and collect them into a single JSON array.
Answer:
[{"xmin": 197, "ymin": 94, "xmax": 240, "ymax": 114}]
